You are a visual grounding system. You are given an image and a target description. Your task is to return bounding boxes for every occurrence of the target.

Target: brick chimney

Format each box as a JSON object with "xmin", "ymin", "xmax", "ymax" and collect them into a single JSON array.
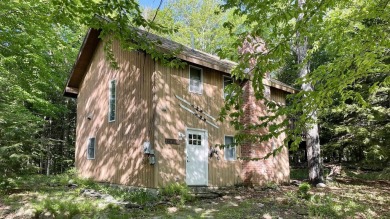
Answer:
[{"xmin": 238, "ymin": 36, "xmax": 289, "ymax": 185}]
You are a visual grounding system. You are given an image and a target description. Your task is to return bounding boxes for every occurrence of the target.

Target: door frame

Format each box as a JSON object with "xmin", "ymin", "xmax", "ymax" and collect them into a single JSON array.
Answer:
[{"xmin": 185, "ymin": 127, "xmax": 208, "ymax": 186}]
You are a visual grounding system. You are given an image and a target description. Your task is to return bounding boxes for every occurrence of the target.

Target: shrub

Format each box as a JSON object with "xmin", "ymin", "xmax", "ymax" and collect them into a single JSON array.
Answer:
[
  {"xmin": 298, "ymin": 182, "xmax": 311, "ymax": 200},
  {"xmin": 160, "ymin": 183, "xmax": 193, "ymax": 205}
]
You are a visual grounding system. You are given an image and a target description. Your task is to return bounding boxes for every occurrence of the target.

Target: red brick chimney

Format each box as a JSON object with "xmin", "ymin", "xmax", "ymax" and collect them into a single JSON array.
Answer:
[{"xmin": 238, "ymin": 36, "xmax": 289, "ymax": 185}]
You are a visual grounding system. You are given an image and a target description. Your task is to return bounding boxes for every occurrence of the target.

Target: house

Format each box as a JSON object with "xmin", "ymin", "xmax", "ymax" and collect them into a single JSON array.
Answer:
[{"xmin": 64, "ymin": 28, "xmax": 296, "ymax": 188}]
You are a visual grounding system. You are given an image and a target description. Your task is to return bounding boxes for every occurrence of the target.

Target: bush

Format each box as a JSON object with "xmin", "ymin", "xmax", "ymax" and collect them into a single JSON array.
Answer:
[
  {"xmin": 160, "ymin": 183, "xmax": 193, "ymax": 205},
  {"xmin": 298, "ymin": 182, "xmax": 311, "ymax": 200}
]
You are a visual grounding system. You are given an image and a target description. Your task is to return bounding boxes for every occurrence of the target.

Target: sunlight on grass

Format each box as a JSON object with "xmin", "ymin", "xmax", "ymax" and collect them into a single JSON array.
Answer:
[
  {"xmin": 1, "ymin": 171, "xmax": 389, "ymax": 218},
  {"xmin": 346, "ymin": 168, "xmax": 390, "ymax": 181}
]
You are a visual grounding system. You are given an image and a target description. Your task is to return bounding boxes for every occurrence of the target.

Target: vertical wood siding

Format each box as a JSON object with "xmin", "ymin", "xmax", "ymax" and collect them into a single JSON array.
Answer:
[
  {"xmin": 75, "ymin": 39, "xmax": 290, "ymax": 188},
  {"xmin": 271, "ymin": 87, "xmax": 288, "ymax": 105},
  {"xmin": 153, "ymin": 63, "xmax": 241, "ymax": 187},
  {"xmin": 76, "ymin": 40, "xmax": 154, "ymax": 187}
]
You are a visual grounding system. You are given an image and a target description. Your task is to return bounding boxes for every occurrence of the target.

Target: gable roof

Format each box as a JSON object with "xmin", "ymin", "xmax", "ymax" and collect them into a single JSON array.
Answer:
[{"xmin": 64, "ymin": 28, "xmax": 297, "ymax": 97}]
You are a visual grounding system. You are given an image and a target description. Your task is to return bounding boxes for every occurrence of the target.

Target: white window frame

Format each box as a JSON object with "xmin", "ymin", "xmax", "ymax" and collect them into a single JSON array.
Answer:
[
  {"xmin": 87, "ymin": 137, "xmax": 96, "ymax": 160},
  {"xmin": 223, "ymin": 75, "xmax": 233, "ymax": 99},
  {"xmin": 108, "ymin": 79, "xmax": 116, "ymax": 122},
  {"xmin": 188, "ymin": 65, "xmax": 203, "ymax": 94},
  {"xmin": 224, "ymin": 135, "xmax": 236, "ymax": 161}
]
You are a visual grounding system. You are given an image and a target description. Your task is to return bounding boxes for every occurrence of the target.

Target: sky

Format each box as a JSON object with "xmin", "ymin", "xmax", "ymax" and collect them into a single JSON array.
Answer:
[{"xmin": 138, "ymin": 0, "xmax": 165, "ymax": 9}]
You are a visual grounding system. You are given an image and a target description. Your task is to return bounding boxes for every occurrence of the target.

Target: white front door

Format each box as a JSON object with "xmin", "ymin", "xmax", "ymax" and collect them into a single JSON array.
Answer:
[{"xmin": 186, "ymin": 129, "xmax": 208, "ymax": 186}]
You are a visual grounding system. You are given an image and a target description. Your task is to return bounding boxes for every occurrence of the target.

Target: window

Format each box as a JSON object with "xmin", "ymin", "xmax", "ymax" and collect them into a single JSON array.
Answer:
[
  {"xmin": 223, "ymin": 76, "xmax": 233, "ymax": 99},
  {"xmin": 189, "ymin": 66, "xmax": 203, "ymax": 94},
  {"xmin": 224, "ymin": 136, "xmax": 236, "ymax": 161},
  {"xmin": 188, "ymin": 134, "xmax": 202, "ymax": 146},
  {"xmin": 87, "ymin": 137, "xmax": 96, "ymax": 159},
  {"xmin": 108, "ymin": 80, "xmax": 116, "ymax": 122}
]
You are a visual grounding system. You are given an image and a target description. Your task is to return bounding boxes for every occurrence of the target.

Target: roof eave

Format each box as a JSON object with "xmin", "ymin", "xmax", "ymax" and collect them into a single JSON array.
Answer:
[{"xmin": 63, "ymin": 28, "xmax": 101, "ymax": 98}]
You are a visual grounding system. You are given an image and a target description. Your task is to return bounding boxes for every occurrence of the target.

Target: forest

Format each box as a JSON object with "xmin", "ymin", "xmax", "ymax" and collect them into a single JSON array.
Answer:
[{"xmin": 0, "ymin": 0, "xmax": 389, "ymax": 218}]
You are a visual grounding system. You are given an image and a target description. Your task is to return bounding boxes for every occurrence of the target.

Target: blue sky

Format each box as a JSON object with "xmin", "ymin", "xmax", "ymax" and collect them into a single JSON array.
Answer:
[{"xmin": 139, "ymin": 0, "xmax": 164, "ymax": 9}]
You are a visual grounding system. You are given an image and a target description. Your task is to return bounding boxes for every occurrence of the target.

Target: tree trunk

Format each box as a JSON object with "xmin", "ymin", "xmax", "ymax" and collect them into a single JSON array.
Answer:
[{"xmin": 297, "ymin": 0, "xmax": 323, "ymax": 184}]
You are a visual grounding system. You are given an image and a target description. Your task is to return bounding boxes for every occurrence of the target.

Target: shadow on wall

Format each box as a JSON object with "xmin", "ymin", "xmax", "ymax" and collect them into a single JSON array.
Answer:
[
  {"xmin": 75, "ymin": 40, "xmax": 289, "ymax": 188},
  {"xmin": 76, "ymin": 41, "xmax": 154, "ymax": 187},
  {"xmin": 240, "ymin": 82, "xmax": 290, "ymax": 185},
  {"xmin": 154, "ymin": 64, "xmax": 242, "ymax": 187}
]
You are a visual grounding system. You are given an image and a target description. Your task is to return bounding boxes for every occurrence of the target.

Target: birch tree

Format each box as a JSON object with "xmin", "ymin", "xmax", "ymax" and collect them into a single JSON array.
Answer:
[{"xmin": 296, "ymin": 0, "xmax": 323, "ymax": 184}]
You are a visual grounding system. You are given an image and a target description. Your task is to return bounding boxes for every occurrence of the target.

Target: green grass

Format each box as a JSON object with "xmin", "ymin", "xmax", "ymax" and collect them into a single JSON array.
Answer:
[
  {"xmin": 308, "ymin": 192, "xmax": 371, "ymax": 219},
  {"xmin": 346, "ymin": 168, "xmax": 390, "ymax": 181},
  {"xmin": 290, "ymin": 168, "xmax": 308, "ymax": 180},
  {"xmin": 0, "ymin": 172, "xmax": 198, "ymax": 218},
  {"xmin": 1, "ymin": 170, "xmax": 389, "ymax": 218}
]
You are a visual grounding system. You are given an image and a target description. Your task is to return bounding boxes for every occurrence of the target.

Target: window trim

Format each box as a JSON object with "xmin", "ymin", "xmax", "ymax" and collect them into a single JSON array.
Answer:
[
  {"xmin": 222, "ymin": 75, "xmax": 233, "ymax": 99},
  {"xmin": 87, "ymin": 137, "xmax": 96, "ymax": 160},
  {"xmin": 224, "ymin": 135, "xmax": 236, "ymax": 161},
  {"xmin": 108, "ymin": 79, "xmax": 116, "ymax": 122},
  {"xmin": 188, "ymin": 65, "xmax": 203, "ymax": 94}
]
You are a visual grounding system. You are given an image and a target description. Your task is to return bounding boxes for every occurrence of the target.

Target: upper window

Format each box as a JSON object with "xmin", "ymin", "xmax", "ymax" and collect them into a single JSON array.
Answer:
[
  {"xmin": 223, "ymin": 76, "xmax": 233, "ymax": 99},
  {"xmin": 224, "ymin": 136, "xmax": 236, "ymax": 161},
  {"xmin": 189, "ymin": 66, "xmax": 203, "ymax": 94},
  {"xmin": 87, "ymin": 137, "xmax": 96, "ymax": 159},
  {"xmin": 108, "ymin": 79, "xmax": 116, "ymax": 122}
]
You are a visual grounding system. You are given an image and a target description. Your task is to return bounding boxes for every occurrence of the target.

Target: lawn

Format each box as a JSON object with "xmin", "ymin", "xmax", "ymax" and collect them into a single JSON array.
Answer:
[{"xmin": 0, "ymin": 168, "xmax": 389, "ymax": 218}]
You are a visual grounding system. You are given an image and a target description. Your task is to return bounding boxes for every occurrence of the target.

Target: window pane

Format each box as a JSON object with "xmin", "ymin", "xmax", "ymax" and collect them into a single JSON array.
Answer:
[
  {"xmin": 189, "ymin": 67, "xmax": 202, "ymax": 93},
  {"xmin": 224, "ymin": 136, "xmax": 235, "ymax": 160},
  {"xmin": 190, "ymin": 80, "xmax": 200, "ymax": 92},
  {"xmin": 109, "ymin": 80, "xmax": 116, "ymax": 121},
  {"xmin": 225, "ymin": 136, "xmax": 233, "ymax": 146},
  {"xmin": 87, "ymin": 138, "xmax": 95, "ymax": 159},
  {"xmin": 190, "ymin": 68, "xmax": 201, "ymax": 80}
]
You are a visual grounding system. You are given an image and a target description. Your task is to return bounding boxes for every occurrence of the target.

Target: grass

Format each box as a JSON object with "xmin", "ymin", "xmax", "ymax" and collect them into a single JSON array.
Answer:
[
  {"xmin": 290, "ymin": 168, "xmax": 309, "ymax": 180},
  {"xmin": 345, "ymin": 168, "xmax": 390, "ymax": 181},
  {"xmin": 307, "ymin": 194, "xmax": 366, "ymax": 218},
  {"xmin": 1, "ymin": 168, "xmax": 389, "ymax": 218},
  {"xmin": 0, "ymin": 171, "xmax": 196, "ymax": 218}
]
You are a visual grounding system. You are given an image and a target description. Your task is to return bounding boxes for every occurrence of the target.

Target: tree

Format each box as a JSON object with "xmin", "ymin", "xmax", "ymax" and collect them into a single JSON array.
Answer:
[
  {"xmin": 295, "ymin": 0, "xmax": 323, "ymax": 184},
  {"xmin": 320, "ymin": 72, "xmax": 390, "ymax": 168},
  {"xmin": 147, "ymin": 0, "xmax": 247, "ymax": 60},
  {"xmin": 220, "ymin": 0, "xmax": 389, "ymax": 184},
  {"xmin": 0, "ymin": 0, "xmax": 81, "ymax": 177}
]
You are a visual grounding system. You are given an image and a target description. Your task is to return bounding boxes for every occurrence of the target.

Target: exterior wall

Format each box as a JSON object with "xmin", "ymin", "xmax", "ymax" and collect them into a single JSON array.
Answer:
[
  {"xmin": 75, "ymin": 39, "xmax": 290, "ymax": 188},
  {"xmin": 271, "ymin": 87, "xmax": 288, "ymax": 105},
  {"xmin": 240, "ymin": 81, "xmax": 290, "ymax": 185},
  {"xmin": 75, "ymin": 40, "xmax": 155, "ymax": 187},
  {"xmin": 153, "ymin": 63, "xmax": 241, "ymax": 187}
]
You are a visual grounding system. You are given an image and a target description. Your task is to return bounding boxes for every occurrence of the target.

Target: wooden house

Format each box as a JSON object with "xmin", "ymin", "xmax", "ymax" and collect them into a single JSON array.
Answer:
[{"xmin": 64, "ymin": 28, "xmax": 296, "ymax": 188}]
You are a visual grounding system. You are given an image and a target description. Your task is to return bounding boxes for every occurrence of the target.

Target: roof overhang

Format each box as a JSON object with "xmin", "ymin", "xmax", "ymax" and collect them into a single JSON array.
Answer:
[
  {"xmin": 63, "ymin": 28, "xmax": 100, "ymax": 97},
  {"xmin": 63, "ymin": 27, "xmax": 297, "ymax": 98}
]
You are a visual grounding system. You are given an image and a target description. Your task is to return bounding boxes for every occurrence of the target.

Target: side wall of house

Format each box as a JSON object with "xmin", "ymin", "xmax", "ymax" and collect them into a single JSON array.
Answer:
[
  {"xmin": 153, "ymin": 63, "xmax": 242, "ymax": 187},
  {"xmin": 75, "ymin": 40, "xmax": 155, "ymax": 187}
]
